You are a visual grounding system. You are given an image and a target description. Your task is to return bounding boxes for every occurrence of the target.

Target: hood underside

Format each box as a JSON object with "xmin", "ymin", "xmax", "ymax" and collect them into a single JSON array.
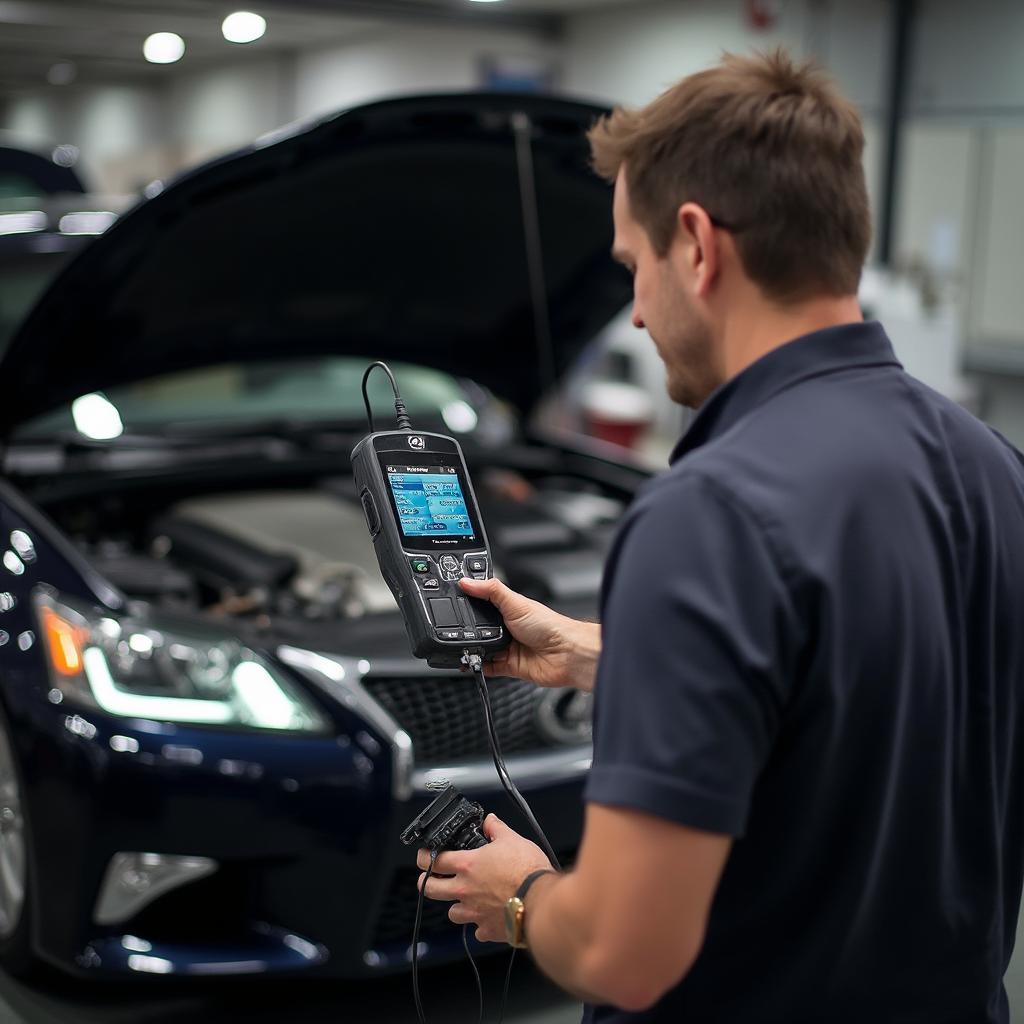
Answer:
[{"xmin": 1, "ymin": 93, "xmax": 632, "ymax": 434}]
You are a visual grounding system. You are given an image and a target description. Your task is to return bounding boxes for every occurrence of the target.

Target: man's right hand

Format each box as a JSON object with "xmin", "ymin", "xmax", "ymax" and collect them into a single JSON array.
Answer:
[{"xmin": 458, "ymin": 577, "xmax": 600, "ymax": 692}]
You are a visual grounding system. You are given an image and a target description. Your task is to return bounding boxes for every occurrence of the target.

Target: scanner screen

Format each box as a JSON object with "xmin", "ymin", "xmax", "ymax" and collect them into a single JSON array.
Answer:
[{"xmin": 386, "ymin": 464, "xmax": 475, "ymax": 538}]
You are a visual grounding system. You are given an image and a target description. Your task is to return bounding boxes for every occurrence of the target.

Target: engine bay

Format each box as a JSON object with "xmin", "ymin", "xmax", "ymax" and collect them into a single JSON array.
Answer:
[{"xmin": 68, "ymin": 464, "xmax": 627, "ymax": 644}]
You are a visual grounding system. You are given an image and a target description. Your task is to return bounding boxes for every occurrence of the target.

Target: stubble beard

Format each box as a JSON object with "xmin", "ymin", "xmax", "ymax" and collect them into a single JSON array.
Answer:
[{"xmin": 660, "ymin": 317, "xmax": 716, "ymax": 410}]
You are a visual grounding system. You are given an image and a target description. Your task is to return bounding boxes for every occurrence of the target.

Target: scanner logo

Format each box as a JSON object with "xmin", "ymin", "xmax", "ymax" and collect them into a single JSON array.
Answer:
[
  {"xmin": 536, "ymin": 688, "xmax": 593, "ymax": 746},
  {"xmin": 408, "ymin": 436, "xmax": 426, "ymax": 449}
]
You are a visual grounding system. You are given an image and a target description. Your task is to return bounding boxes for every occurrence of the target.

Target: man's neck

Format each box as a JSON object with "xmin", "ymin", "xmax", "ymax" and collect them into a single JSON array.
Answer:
[{"xmin": 717, "ymin": 293, "xmax": 864, "ymax": 382}]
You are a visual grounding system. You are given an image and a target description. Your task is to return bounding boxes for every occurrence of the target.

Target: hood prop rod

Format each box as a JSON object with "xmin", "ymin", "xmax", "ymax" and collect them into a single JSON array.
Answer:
[{"xmin": 511, "ymin": 111, "xmax": 557, "ymax": 399}]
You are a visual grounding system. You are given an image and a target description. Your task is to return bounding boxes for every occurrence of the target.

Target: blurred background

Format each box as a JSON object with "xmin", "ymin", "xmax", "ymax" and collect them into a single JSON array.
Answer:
[
  {"xmin": 2, "ymin": 3, "xmax": 1024, "ymax": 1022},
  {"xmin": 2, "ymin": 0, "xmax": 1022, "ymax": 462}
]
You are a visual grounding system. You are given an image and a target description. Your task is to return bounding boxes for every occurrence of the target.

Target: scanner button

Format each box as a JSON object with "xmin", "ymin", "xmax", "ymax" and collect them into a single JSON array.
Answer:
[
  {"xmin": 437, "ymin": 629, "xmax": 462, "ymax": 641},
  {"xmin": 360, "ymin": 492, "xmax": 381, "ymax": 536},
  {"xmin": 411, "ymin": 558, "xmax": 431, "ymax": 574},
  {"xmin": 439, "ymin": 555, "xmax": 459, "ymax": 571},
  {"xmin": 420, "ymin": 578, "xmax": 440, "ymax": 591},
  {"xmin": 428, "ymin": 598, "xmax": 460, "ymax": 628},
  {"xmin": 462, "ymin": 630, "xmax": 479, "ymax": 641},
  {"xmin": 477, "ymin": 627, "xmax": 500, "ymax": 640},
  {"xmin": 465, "ymin": 556, "xmax": 487, "ymax": 574}
]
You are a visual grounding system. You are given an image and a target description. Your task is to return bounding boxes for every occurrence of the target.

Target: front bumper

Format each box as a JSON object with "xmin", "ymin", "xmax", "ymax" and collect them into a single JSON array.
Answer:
[{"xmin": 13, "ymin": 646, "xmax": 589, "ymax": 978}]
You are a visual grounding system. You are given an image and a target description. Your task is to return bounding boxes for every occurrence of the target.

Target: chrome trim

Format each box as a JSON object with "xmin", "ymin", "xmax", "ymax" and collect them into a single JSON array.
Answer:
[
  {"xmin": 94, "ymin": 853, "xmax": 217, "ymax": 926},
  {"xmin": 277, "ymin": 647, "xmax": 415, "ymax": 799},
  {"xmin": 414, "ymin": 747, "xmax": 592, "ymax": 794}
]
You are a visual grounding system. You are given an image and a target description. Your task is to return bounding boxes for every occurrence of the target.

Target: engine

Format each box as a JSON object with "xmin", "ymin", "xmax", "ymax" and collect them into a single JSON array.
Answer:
[{"xmin": 83, "ymin": 472, "xmax": 625, "ymax": 627}]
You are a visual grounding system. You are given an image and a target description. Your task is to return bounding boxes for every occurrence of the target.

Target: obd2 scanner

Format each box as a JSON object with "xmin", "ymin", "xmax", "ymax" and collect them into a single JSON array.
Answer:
[
  {"xmin": 351, "ymin": 425, "xmax": 509, "ymax": 669},
  {"xmin": 353, "ymin": 363, "xmax": 558, "ymax": 1024}
]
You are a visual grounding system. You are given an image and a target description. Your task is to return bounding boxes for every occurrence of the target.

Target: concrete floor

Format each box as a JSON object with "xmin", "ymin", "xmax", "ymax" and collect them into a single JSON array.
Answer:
[{"xmin": 3, "ymin": 911, "xmax": 1024, "ymax": 1022}]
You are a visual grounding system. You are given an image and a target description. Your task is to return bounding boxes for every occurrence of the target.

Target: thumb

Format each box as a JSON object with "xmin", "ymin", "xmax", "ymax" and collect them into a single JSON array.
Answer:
[
  {"xmin": 483, "ymin": 813, "xmax": 512, "ymax": 841},
  {"xmin": 459, "ymin": 576, "xmax": 520, "ymax": 616}
]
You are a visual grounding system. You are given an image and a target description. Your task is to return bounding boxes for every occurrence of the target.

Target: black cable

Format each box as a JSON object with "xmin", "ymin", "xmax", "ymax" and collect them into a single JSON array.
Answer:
[
  {"xmin": 462, "ymin": 925, "xmax": 483, "ymax": 1024},
  {"xmin": 466, "ymin": 655, "xmax": 560, "ymax": 870},
  {"xmin": 361, "ymin": 360, "xmax": 413, "ymax": 433},
  {"xmin": 412, "ymin": 850, "xmax": 438, "ymax": 1024},
  {"xmin": 497, "ymin": 948, "xmax": 517, "ymax": 1024},
  {"xmin": 413, "ymin": 659, "xmax": 555, "ymax": 1023}
]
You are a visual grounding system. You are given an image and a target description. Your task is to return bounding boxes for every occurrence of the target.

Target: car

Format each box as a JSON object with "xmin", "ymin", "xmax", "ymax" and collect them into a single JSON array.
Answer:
[
  {"xmin": 0, "ymin": 140, "xmax": 88, "ymax": 203},
  {"xmin": 0, "ymin": 92, "xmax": 638, "ymax": 981}
]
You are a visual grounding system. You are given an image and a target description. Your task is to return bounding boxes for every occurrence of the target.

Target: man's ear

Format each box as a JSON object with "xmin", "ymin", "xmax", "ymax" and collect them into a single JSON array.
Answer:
[{"xmin": 676, "ymin": 202, "xmax": 718, "ymax": 298}]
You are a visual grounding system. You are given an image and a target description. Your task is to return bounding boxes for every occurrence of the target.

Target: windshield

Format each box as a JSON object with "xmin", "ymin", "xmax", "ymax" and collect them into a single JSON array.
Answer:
[{"xmin": 13, "ymin": 358, "xmax": 496, "ymax": 441}]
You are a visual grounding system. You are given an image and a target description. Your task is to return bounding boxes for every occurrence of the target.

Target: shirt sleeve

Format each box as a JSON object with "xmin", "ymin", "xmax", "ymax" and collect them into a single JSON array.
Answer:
[{"xmin": 584, "ymin": 471, "xmax": 799, "ymax": 837}]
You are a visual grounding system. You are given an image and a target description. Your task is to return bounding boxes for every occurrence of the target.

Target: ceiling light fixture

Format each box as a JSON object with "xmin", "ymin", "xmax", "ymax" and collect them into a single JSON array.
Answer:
[
  {"xmin": 143, "ymin": 32, "xmax": 185, "ymax": 65},
  {"xmin": 222, "ymin": 11, "xmax": 266, "ymax": 44}
]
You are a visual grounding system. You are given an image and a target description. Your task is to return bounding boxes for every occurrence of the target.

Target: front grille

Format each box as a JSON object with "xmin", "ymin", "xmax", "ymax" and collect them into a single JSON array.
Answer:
[{"xmin": 362, "ymin": 675, "xmax": 556, "ymax": 764}]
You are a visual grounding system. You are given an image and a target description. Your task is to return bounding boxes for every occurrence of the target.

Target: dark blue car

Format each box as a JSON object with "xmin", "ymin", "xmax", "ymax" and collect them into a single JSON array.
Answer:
[{"xmin": 0, "ymin": 93, "xmax": 639, "ymax": 981}]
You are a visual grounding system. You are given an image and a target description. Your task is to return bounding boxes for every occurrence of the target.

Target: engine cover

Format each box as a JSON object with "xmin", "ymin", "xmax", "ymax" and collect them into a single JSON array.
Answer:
[{"xmin": 168, "ymin": 491, "xmax": 398, "ymax": 614}]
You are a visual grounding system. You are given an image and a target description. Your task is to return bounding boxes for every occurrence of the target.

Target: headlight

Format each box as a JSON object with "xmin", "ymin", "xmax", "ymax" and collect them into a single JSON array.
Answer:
[{"xmin": 35, "ymin": 590, "xmax": 328, "ymax": 732}]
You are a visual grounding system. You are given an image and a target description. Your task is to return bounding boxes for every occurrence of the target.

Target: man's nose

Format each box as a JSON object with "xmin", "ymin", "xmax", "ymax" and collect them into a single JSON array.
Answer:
[{"xmin": 631, "ymin": 307, "xmax": 645, "ymax": 330}]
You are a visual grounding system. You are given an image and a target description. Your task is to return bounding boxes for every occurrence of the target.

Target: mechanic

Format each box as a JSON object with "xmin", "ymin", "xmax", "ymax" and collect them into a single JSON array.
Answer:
[{"xmin": 416, "ymin": 49, "xmax": 1024, "ymax": 1022}]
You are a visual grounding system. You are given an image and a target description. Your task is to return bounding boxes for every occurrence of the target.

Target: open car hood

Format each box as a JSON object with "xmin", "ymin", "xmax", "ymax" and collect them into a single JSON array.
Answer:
[{"xmin": 0, "ymin": 93, "xmax": 632, "ymax": 435}]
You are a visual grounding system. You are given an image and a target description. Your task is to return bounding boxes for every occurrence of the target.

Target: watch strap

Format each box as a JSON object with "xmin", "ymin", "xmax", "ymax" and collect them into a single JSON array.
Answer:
[{"xmin": 516, "ymin": 868, "xmax": 556, "ymax": 902}]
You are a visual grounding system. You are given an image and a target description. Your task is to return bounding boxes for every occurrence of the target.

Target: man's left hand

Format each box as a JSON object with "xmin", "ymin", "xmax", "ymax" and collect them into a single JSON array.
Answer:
[{"xmin": 416, "ymin": 814, "xmax": 552, "ymax": 942}]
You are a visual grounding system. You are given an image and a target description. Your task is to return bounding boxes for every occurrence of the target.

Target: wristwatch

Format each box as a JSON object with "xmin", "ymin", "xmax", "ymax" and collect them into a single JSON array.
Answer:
[{"xmin": 504, "ymin": 869, "xmax": 555, "ymax": 949}]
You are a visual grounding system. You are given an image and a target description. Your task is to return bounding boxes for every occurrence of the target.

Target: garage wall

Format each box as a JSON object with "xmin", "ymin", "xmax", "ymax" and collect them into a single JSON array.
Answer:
[
  {"xmin": 2, "ymin": 22, "xmax": 558, "ymax": 193},
  {"xmin": 563, "ymin": 0, "xmax": 806, "ymax": 108},
  {"xmin": 562, "ymin": 0, "xmax": 889, "ymax": 113},
  {"xmin": 295, "ymin": 24, "xmax": 559, "ymax": 121},
  {"xmin": 910, "ymin": 0, "xmax": 1024, "ymax": 113},
  {"xmin": 167, "ymin": 57, "xmax": 295, "ymax": 169},
  {"xmin": 561, "ymin": 0, "xmax": 887, "ymax": 250},
  {"xmin": 5, "ymin": 83, "xmax": 164, "ymax": 194},
  {"xmin": 891, "ymin": 0, "xmax": 1024, "ymax": 445},
  {"xmin": 5, "ymin": 91, "xmax": 65, "ymax": 143}
]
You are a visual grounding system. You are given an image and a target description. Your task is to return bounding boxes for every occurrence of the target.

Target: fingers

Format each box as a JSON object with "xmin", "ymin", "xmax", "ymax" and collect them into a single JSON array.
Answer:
[
  {"xmin": 482, "ymin": 813, "xmax": 511, "ymax": 841},
  {"xmin": 457, "ymin": 575, "xmax": 499, "ymax": 598},
  {"xmin": 458, "ymin": 576, "xmax": 522, "ymax": 617},
  {"xmin": 418, "ymin": 871, "xmax": 461, "ymax": 901},
  {"xmin": 448, "ymin": 903, "xmax": 473, "ymax": 925},
  {"xmin": 416, "ymin": 848, "xmax": 463, "ymax": 874}
]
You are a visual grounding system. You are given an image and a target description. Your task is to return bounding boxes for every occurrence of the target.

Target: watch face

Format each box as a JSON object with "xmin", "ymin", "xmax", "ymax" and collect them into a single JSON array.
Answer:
[{"xmin": 504, "ymin": 897, "xmax": 525, "ymax": 947}]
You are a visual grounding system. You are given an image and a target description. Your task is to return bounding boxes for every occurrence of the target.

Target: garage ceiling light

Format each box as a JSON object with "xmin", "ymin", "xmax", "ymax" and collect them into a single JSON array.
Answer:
[
  {"xmin": 143, "ymin": 32, "xmax": 185, "ymax": 64},
  {"xmin": 222, "ymin": 11, "xmax": 266, "ymax": 43}
]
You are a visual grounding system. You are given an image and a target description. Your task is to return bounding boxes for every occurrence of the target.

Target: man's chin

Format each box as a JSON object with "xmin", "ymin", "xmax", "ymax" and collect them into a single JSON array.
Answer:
[{"xmin": 666, "ymin": 375, "xmax": 696, "ymax": 408}]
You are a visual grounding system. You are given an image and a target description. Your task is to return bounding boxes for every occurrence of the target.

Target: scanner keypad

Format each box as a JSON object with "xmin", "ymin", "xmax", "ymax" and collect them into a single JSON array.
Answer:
[
  {"xmin": 409, "ymin": 550, "xmax": 503, "ymax": 644},
  {"xmin": 438, "ymin": 554, "xmax": 464, "ymax": 582}
]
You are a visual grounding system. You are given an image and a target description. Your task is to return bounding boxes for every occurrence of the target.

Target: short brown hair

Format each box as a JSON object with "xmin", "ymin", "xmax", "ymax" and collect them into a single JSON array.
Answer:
[{"xmin": 589, "ymin": 48, "xmax": 871, "ymax": 302}]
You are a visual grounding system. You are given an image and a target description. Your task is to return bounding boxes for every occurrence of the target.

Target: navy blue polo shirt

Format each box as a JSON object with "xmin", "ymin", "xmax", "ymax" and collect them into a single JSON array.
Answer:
[{"xmin": 582, "ymin": 321, "xmax": 1024, "ymax": 1024}]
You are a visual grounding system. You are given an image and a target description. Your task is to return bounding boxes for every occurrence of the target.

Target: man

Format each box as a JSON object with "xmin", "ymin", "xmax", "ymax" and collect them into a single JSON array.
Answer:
[{"xmin": 417, "ymin": 49, "xmax": 1024, "ymax": 1022}]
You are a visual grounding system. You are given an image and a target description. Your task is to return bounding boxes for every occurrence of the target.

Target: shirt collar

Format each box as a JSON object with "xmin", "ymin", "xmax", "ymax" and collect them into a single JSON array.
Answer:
[{"xmin": 670, "ymin": 320, "xmax": 902, "ymax": 464}]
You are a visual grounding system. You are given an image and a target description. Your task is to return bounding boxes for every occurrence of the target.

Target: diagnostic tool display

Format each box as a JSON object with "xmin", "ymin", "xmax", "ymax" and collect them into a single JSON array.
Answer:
[
  {"xmin": 386, "ymin": 464, "xmax": 474, "ymax": 538},
  {"xmin": 351, "ymin": 430, "xmax": 508, "ymax": 669}
]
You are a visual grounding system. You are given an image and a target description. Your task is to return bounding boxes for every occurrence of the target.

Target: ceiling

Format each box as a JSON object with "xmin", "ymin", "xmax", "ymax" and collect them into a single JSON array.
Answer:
[{"xmin": 0, "ymin": 0, "xmax": 633, "ymax": 95}]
